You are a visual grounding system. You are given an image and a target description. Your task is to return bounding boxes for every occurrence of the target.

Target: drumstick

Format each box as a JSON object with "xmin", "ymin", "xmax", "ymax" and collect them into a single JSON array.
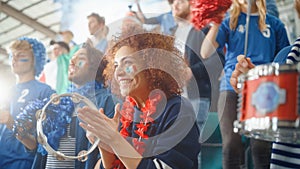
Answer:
[{"xmin": 244, "ymin": 0, "xmax": 253, "ymax": 57}]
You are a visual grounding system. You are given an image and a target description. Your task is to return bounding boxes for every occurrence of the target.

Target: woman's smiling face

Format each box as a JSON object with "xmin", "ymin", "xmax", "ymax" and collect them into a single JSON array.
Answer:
[{"xmin": 113, "ymin": 46, "xmax": 149, "ymax": 99}]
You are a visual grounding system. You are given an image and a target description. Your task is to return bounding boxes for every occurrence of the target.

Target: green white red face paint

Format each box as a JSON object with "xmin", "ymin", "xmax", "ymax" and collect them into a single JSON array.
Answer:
[{"xmin": 125, "ymin": 65, "xmax": 137, "ymax": 74}]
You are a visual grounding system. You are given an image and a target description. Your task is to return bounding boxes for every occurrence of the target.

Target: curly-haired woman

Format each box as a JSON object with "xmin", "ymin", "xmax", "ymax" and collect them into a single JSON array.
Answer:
[{"xmin": 78, "ymin": 29, "xmax": 200, "ymax": 169}]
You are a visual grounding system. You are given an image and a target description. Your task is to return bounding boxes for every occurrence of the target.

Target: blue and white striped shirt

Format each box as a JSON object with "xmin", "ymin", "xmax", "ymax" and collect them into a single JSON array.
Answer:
[{"xmin": 270, "ymin": 37, "xmax": 300, "ymax": 169}]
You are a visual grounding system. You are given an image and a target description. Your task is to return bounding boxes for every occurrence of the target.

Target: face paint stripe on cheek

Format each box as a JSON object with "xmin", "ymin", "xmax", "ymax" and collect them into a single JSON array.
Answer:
[
  {"xmin": 19, "ymin": 58, "xmax": 30, "ymax": 62},
  {"xmin": 77, "ymin": 60, "xmax": 86, "ymax": 68},
  {"xmin": 125, "ymin": 65, "xmax": 137, "ymax": 74},
  {"xmin": 132, "ymin": 65, "xmax": 137, "ymax": 72}
]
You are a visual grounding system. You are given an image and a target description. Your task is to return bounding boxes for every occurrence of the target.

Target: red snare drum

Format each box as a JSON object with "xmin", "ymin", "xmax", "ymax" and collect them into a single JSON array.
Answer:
[{"xmin": 234, "ymin": 63, "xmax": 300, "ymax": 143}]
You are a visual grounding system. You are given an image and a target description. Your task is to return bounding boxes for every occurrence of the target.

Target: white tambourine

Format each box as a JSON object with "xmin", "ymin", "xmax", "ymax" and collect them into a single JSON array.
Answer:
[{"xmin": 36, "ymin": 93, "xmax": 100, "ymax": 162}]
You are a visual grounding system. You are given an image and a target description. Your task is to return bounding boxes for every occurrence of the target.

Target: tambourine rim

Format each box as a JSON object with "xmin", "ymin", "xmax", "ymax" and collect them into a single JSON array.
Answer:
[{"xmin": 36, "ymin": 92, "xmax": 100, "ymax": 161}]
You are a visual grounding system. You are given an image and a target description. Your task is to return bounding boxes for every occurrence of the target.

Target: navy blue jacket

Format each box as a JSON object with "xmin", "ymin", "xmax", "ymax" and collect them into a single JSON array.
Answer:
[{"xmin": 103, "ymin": 96, "xmax": 200, "ymax": 169}]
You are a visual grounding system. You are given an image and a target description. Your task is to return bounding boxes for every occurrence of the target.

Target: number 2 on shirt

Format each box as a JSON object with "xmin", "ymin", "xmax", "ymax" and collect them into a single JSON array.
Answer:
[{"xmin": 17, "ymin": 89, "xmax": 29, "ymax": 103}]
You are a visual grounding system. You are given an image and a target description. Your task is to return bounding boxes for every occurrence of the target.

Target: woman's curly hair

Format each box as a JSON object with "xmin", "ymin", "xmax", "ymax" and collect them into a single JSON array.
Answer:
[{"xmin": 103, "ymin": 28, "xmax": 189, "ymax": 99}]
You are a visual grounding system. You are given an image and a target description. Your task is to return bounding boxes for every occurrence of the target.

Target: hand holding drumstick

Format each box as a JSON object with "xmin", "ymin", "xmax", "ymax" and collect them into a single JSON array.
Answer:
[{"xmin": 230, "ymin": 55, "xmax": 255, "ymax": 93}]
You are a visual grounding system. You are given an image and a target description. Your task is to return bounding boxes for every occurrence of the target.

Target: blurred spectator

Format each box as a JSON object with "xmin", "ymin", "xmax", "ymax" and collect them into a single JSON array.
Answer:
[
  {"xmin": 121, "ymin": 7, "xmax": 143, "ymax": 33},
  {"xmin": 32, "ymin": 42, "xmax": 115, "ymax": 169},
  {"xmin": 58, "ymin": 30, "xmax": 80, "ymax": 66},
  {"xmin": 266, "ymin": 0, "xmax": 279, "ymax": 18},
  {"xmin": 135, "ymin": 0, "xmax": 177, "ymax": 35},
  {"xmin": 59, "ymin": 30, "xmax": 79, "ymax": 54},
  {"xmin": 49, "ymin": 40, "xmax": 70, "ymax": 60},
  {"xmin": 87, "ymin": 13, "xmax": 109, "ymax": 53},
  {"xmin": 40, "ymin": 41, "xmax": 71, "ymax": 94},
  {"xmin": 172, "ymin": 1, "xmax": 225, "ymax": 168}
]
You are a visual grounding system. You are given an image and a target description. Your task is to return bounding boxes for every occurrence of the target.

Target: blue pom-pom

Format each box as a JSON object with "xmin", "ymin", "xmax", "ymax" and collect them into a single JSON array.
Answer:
[{"xmin": 14, "ymin": 81, "xmax": 102, "ymax": 155}]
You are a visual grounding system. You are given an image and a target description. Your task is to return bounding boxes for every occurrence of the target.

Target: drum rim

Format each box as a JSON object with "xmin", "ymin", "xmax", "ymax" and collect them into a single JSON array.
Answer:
[
  {"xmin": 234, "ymin": 118, "xmax": 300, "ymax": 144},
  {"xmin": 237, "ymin": 63, "xmax": 300, "ymax": 83}
]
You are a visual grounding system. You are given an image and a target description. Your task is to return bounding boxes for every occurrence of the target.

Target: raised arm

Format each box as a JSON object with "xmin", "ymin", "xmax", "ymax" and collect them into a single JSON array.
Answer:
[
  {"xmin": 135, "ymin": 0, "xmax": 160, "ymax": 24},
  {"xmin": 200, "ymin": 24, "xmax": 220, "ymax": 59},
  {"xmin": 135, "ymin": 0, "xmax": 146, "ymax": 23}
]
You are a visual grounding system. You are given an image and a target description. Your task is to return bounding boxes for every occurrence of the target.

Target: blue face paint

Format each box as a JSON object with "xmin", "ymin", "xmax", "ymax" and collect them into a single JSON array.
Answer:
[
  {"xmin": 76, "ymin": 60, "xmax": 86, "ymax": 68},
  {"xmin": 19, "ymin": 58, "xmax": 29, "ymax": 62},
  {"xmin": 125, "ymin": 65, "xmax": 134, "ymax": 74}
]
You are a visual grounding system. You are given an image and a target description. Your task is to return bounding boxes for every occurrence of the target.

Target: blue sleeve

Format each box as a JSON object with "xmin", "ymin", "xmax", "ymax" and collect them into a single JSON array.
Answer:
[
  {"xmin": 273, "ymin": 46, "xmax": 292, "ymax": 64},
  {"xmin": 144, "ymin": 15, "xmax": 161, "ymax": 25},
  {"xmin": 39, "ymin": 85, "xmax": 56, "ymax": 99},
  {"xmin": 273, "ymin": 18, "xmax": 290, "ymax": 55},
  {"xmin": 31, "ymin": 152, "xmax": 47, "ymax": 169},
  {"xmin": 95, "ymin": 39, "xmax": 108, "ymax": 53}
]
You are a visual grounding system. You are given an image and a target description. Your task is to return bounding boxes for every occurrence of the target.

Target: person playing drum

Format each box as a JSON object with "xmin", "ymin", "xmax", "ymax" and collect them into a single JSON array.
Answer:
[
  {"xmin": 200, "ymin": 0, "xmax": 290, "ymax": 168},
  {"xmin": 231, "ymin": 1, "xmax": 300, "ymax": 168}
]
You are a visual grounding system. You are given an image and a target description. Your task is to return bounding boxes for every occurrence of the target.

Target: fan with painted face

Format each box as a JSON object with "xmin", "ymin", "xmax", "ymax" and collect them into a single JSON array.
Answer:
[
  {"xmin": 77, "ymin": 29, "xmax": 200, "ymax": 169},
  {"xmin": 0, "ymin": 37, "xmax": 54, "ymax": 169}
]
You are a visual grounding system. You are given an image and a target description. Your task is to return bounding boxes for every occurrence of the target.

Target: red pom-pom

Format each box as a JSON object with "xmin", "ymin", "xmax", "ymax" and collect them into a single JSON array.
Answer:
[{"xmin": 191, "ymin": 0, "xmax": 232, "ymax": 30}]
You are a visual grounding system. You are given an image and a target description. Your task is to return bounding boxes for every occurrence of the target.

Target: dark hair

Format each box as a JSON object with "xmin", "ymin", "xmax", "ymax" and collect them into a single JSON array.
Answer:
[
  {"xmin": 50, "ymin": 40, "xmax": 70, "ymax": 53},
  {"xmin": 87, "ymin": 13, "xmax": 105, "ymax": 24}
]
